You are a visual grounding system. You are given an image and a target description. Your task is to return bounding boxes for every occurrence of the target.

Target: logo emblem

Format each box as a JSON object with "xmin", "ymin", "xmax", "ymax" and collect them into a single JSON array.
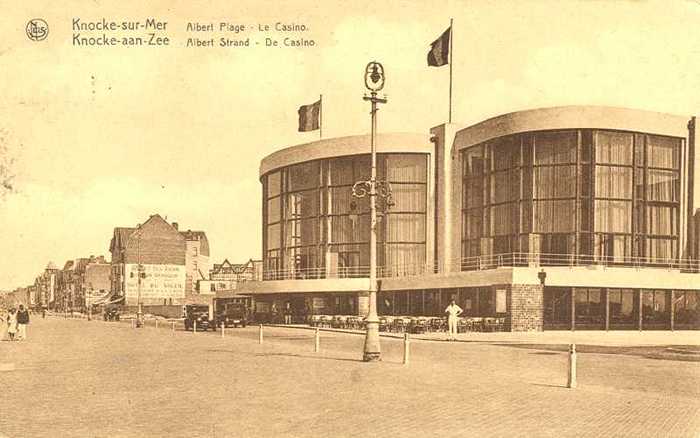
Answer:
[{"xmin": 26, "ymin": 19, "xmax": 49, "ymax": 41}]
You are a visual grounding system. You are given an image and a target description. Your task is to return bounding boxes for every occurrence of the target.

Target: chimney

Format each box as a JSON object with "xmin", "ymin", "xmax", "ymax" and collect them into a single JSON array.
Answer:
[{"xmin": 172, "ymin": 222, "xmax": 178, "ymax": 230}]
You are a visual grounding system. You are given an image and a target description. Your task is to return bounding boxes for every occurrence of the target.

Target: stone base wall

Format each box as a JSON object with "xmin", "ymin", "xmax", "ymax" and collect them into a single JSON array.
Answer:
[{"xmin": 507, "ymin": 284, "xmax": 544, "ymax": 332}]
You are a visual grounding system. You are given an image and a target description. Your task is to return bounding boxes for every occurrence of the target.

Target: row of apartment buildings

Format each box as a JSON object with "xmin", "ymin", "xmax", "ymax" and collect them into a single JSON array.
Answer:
[{"xmin": 5, "ymin": 214, "xmax": 261, "ymax": 311}]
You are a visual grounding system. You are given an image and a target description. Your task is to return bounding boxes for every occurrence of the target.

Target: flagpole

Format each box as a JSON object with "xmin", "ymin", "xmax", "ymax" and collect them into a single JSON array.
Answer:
[
  {"xmin": 319, "ymin": 94, "xmax": 323, "ymax": 139},
  {"xmin": 449, "ymin": 18, "xmax": 453, "ymax": 124}
]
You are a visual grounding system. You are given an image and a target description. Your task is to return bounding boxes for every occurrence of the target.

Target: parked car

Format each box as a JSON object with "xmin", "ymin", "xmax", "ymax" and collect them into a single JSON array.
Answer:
[
  {"xmin": 214, "ymin": 303, "xmax": 249, "ymax": 328},
  {"xmin": 103, "ymin": 307, "xmax": 120, "ymax": 321},
  {"xmin": 183, "ymin": 304, "xmax": 214, "ymax": 331}
]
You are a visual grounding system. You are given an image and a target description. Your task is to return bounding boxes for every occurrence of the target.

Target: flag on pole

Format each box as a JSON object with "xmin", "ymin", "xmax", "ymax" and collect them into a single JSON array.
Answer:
[
  {"xmin": 298, "ymin": 99, "xmax": 321, "ymax": 132},
  {"xmin": 427, "ymin": 26, "xmax": 451, "ymax": 67}
]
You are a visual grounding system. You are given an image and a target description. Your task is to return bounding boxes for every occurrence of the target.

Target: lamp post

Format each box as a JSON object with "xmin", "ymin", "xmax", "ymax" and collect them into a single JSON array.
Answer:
[
  {"xmin": 135, "ymin": 226, "xmax": 144, "ymax": 328},
  {"xmin": 352, "ymin": 61, "xmax": 389, "ymax": 362}
]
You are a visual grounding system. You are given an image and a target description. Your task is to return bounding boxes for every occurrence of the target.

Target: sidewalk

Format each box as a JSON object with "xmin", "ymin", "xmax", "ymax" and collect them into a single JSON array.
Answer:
[
  {"xmin": 270, "ymin": 324, "xmax": 700, "ymax": 346},
  {"xmin": 2, "ymin": 318, "xmax": 699, "ymax": 438}
]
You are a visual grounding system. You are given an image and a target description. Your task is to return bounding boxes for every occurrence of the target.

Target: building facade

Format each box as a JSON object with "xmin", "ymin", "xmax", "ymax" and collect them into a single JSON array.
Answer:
[
  {"xmin": 109, "ymin": 214, "xmax": 187, "ymax": 306},
  {"xmin": 238, "ymin": 107, "xmax": 699, "ymax": 331},
  {"xmin": 200, "ymin": 258, "xmax": 262, "ymax": 293}
]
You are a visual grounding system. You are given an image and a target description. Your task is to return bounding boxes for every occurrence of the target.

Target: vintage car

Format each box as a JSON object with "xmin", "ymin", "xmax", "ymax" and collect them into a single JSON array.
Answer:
[
  {"xmin": 103, "ymin": 307, "xmax": 120, "ymax": 321},
  {"xmin": 183, "ymin": 304, "xmax": 214, "ymax": 331},
  {"xmin": 213, "ymin": 303, "xmax": 249, "ymax": 328}
]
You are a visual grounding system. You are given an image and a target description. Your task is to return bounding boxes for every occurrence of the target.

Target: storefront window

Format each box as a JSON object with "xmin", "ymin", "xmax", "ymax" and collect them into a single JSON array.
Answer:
[
  {"xmin": 544, "ymin": 287, "xmax": 571, "ymax": 330},
  {"xmin": 608, "ymin": 289, "xmax": 637, "ymax": 329},
  {"xmin": 675, "ymin": 291, "xmax": 700, "ymax": 329},
  {"xmin": 642, "ymin": 290, "xmax": 670, "ymax": 328},
  {"xmin": 575, "ymin": 288, "xmax": 604, "ymax": 329}
]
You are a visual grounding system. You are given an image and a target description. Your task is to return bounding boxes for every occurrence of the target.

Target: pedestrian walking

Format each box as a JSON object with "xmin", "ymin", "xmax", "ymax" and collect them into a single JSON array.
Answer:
[
  {"xmin": 444, "ymin": 299, "xmax": 463, "ymax": 341},
  {"xmin": 16, "ymin": 304, "xmax": 30, "ymax": 341},
  {"xmin": 6, "ymin": 308, "xmax": 18, "ymax": 341}
]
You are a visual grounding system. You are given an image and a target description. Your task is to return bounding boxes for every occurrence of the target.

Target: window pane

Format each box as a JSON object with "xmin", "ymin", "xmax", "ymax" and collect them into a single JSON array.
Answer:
[
  {"xmin": 267, "ymin": 197, "xmax": 280, "ymax": 224},
  {"xmin": 329, "ymin": 157, "xmax": 355, "ymax": 186},
  {"xmin": 463, "ymin": 145, "xmax": 485, "ymax": 177},
  {"xmin": 646, "ymin": 205, "xmax": 677, "ymax": 235},
  {"xmin": 533, "ymin": 200, "xmax": 575, "ymax": 232},
  {"xmin": 595, "ymin": 131, "xmax": 633, "ymax": 165},
  {"xmin": 492, "ymin": 137, "xmax": 520, "ymax": 170},
  {"xmin": 386, "ymin": 214, "xmax": 426, "ymax": 242},
  {"xmin": 266, "ymin": 223, "xmax": 280, "ymax": 250},
  {"xmin": 287, "ymin": 162, "xmax": 319, "ymax": 191},
  {"xmin": 647, "ymin": 135, "xmax": 680, "ymax": 169},
  {"xmin": 491, "ymin": 203, "xmax": 518, "ymax": 236},
  {"xmin": 285, "ymin": 190, "xmax": 318, "ymax": 218},
  {"xmin": 534, "ymin": 165, "xmax": 576, "ymax": 199},
  {"xmin": 390, "ymin": 183, "xmax": 426, "ymax": 212},
  {"xmin": 646, "ymin": 169, "xmax": 679, "ymax": 202},
  {"xmin": 331, "ymin": 186, "xmax": 368, "ymax": 215},
  {"xmin": 594, "ymin": 200, "xmax": 631, "ymax": 233},
  {"xmin": 331, "ymin": 215, "xmax": 368, "ymax": 243},
  {"xmin": 645, "ymin": 238, "xmax": 675, "ymax": 260},
  {"xmin": 385, "ymin": 154, "xmax": 427, "ymax": 183},
  {"xmin": 595, "ymin": 166, "xmax": 632, "ymax": 199},
  {"xmin": 384, "ymin": 244, "xmax": 426, "ymax": 276},
  {"xmin": 534, "ymin": 131, "xmax": 577, "ymax": 165},
  {"xmin": 267, "ymin": 171, "xmax": 281, "ymax": 197}
]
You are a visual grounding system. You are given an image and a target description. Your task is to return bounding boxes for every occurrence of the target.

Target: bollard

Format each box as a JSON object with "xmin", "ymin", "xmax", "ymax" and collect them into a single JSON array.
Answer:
[
  {"xmin": 221, "ymin": 322, "xmax": 225, "ymax": 338},
  {"xmin": 131, "ymin": 319, "xmax": 135, "ymax": 329},
  {"xmin": 403, "ymin": 332, "xmax": 410, "ymax": 365},
  {"xmin": 155, "ymin": 319, "xmax": 159, "ymax": 329},
  {"xmin": 194, "ymin": 320, "xmax": 197, "ymax": 333},
  {"xmin": 314, "ymin": 327, "xmax": 320, "ymax": 353},
  {"xmin": 171, "ymin": 321, "xmax": 175, "ymax": 333},
  {"xmin": 567, "ymin": 343, "xmax": 577, "ymax": 389},
  {"xmin": 259, "ymin": 324, "xmax": 263, "ymax": 344}
]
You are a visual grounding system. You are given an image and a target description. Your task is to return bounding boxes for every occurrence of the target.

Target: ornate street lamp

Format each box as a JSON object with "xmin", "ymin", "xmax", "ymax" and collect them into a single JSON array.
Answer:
[
  {"xmin": 352, "ymin": 61, "xmax": 389, "ymax": 362},
  {"xmin": 135, "ymin": 225, "xmax": 145, "ymax": 328}
]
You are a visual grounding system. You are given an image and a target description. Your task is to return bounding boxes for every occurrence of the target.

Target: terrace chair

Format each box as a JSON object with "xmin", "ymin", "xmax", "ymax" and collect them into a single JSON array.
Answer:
[
  {"xmin": 393, "ymin": 317, "xmax": 407, "ymax": 333},
  {"xmin": 309, "ymin": 315, "xmax": 321, "ymax": 327},
  {"xmin": 410, "ymin": 318, "xmax": 427, "ymax": 334},
  {"xmin": 468, "ymin": 317, "xmax": 483, "ymax": 332},
  {"xmin": 344, "ymin": 316, "xmax": 358, "ymax": 330},
  {"xmin": 381, "ymin": 316, "xmax": 394, "ymax": 332},
  {"xmin": 457, "ymin": 317, "xmax": 469, "ymax": 333},
  {"xmin": 431, "ymin": 317, "xmax": 446, "ymax": 333},
  {"xmin": 483, "ymin": 317, "xmax": 497, "ymax": 332},
  {"xmin": 319, "ymin": 315, "xmax": 332, "ymax": 328},
  {"xmin": 493, "ymin": 317, "xmax": 505, "ymax": 332}
]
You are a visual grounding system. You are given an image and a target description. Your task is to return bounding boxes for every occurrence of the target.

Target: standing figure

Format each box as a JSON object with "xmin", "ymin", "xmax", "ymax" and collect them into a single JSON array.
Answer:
[
  {"xmin": 16, "ymin": 304, "xmax": 30, "ymax": 341},
  {"xmin": 444, "ymin": 299, "xmax": 463, "ymax": 341},
  {"xmin": 284, "ymin": 302, "xmax": 292, "ymax": 325},
  {"xmin": 270, "ymin": 303, "xmax": 278, "ymax": 324},
  {"xmin": 6, "ymin": 308, "xmax": 18, "ymax": 341}
]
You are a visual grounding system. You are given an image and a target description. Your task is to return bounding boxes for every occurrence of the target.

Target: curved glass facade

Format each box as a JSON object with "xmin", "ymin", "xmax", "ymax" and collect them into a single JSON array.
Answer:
[
  {"xmin": 263, "ymin": 153, "xmax": 428, "ymax": 279},
  {"xmin": 461, "ymin": 129, "xmax": 682, "ymax": 263}
]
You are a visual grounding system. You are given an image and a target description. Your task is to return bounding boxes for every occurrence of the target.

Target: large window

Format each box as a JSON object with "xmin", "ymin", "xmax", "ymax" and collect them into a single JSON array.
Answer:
[
  {"xmin": 263, "ymin": 153, "xmax": 428, "ymax": 279},
  {"xmin": 460, "ymin": 129, "xmax": 682, "ymax": 266}
]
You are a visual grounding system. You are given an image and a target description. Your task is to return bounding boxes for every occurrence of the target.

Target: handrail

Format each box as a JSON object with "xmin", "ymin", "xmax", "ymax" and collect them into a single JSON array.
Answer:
[{"xmin": 260, "ymin": 252, "xmax": 700, "ymax": 280}]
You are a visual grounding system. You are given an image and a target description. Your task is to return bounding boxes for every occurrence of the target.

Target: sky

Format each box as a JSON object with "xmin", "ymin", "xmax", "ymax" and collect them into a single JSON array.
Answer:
[{"xmin": 1, "ymin": 0, "xmax": 699, "ymax": 290}]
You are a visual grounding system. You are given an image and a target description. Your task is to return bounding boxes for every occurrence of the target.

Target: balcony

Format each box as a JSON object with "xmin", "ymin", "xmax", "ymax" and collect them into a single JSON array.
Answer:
[{"xmin": 261, "ymin": 253, "xmax": 700, "ymax": 281}]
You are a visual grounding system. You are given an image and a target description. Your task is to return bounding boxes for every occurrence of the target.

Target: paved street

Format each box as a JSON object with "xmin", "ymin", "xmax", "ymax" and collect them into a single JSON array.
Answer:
[{"xmin": 1, "ymin": 317, "xmax": 699, "ymax": 438}]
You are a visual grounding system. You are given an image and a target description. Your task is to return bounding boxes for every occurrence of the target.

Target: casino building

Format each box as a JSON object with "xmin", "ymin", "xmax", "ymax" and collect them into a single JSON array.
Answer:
[{"xmin": 236, "ymin": 106, "xmax": 700, "ymax": 331}]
